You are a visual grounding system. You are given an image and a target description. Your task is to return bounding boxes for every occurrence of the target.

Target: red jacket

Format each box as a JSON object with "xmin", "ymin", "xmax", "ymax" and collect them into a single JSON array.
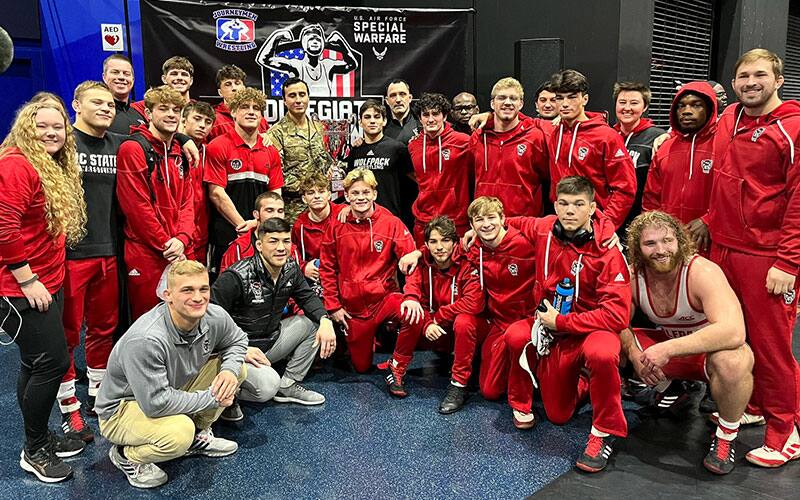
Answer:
[
  {"xmin": 191, "ymin": 142, "xmax": 209, "ymax": 253},
  {"xmin": 408, "ymin": 123, "xmax": 472, "ymax": 227},
  {"xmin": 403, "ymin": 246, "xmax": 484, "ymax": 331},
  {"xmin": 0, "ymin": 150, "xmax": 66, "ymax": 295},
  {"xmin": 320, "ymin": 204, "xmax": 415, "ymax": 317},
  {"xmin": 708, "ymin": 99, "xmax": 800, "ymax": 275},
  {"xmin": 507, "ymin": 213, "xmax": 631, "ymax": 335},
  {"xmin": 219, "ymin": 228, "xmax": 298, "ymax": 273},
  {"xmin": 471, "ymin": 117, "xmax": 549, "ymax": 217},
  {"xmin": 207, "ymin": 102, "xmax": 269, "ymax": 141},
  {"xmin": 643, "ymin": 82, "xmax": 717, "ymax": 224},
  {"xmin": 466, "ymin": 226, "xmax": 537, "ymax": 331},
  {"xmin": 291, "ymin": 203, "xmax": 345, "ymax": 271},
  {"xmin": 549, "ymin": 112, "xmax": 636, "ymax": 229},
  {"xmin": 116, "ymin": 124, "xmax": 194, "ymax": 253}
]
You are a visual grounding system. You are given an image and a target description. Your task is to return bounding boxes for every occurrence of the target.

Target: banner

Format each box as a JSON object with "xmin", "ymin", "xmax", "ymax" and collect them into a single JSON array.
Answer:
[{"xmin": 140, "ymin": 1, "xmax": 472, "ymax": 122}]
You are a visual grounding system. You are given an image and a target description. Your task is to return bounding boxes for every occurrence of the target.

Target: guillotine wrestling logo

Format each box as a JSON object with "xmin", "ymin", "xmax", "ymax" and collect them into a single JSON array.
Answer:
[
  {"xmin": 256, "ymin": 24, "xmax": 362, "ymax": 98},
  {"xmin": 214, "ymin": 9, "xmax": 258, "ymax": 51}
]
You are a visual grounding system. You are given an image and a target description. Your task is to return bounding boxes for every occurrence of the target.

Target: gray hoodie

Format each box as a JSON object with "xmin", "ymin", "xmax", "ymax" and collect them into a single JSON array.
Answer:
[{"xmin": 95, "ymin": 302, "xmax": 248, "ymax": 421}]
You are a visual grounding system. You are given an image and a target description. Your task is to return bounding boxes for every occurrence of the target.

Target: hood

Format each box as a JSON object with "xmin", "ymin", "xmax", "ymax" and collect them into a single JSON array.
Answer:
[
  {"xmin": 476, "ymin": 114, "xmax": 535, "ymax": 142},
  {"xmin": 214, "ymin": 102, "xmax": 231, "ymax": 117},
  {"xmin": 130, "ymin": 123, "xmax": 182, "ymax": 154},
  {"xmin": 419, "ymin": 241, "xmax": 468, "ymax": 271},
  {"xmin": 669, "ymin": 81, "xmax": 718, "ymax": 136},
  {"xmin": 613, "ymin": 117, "xmax": 654, "ymax": 136}
]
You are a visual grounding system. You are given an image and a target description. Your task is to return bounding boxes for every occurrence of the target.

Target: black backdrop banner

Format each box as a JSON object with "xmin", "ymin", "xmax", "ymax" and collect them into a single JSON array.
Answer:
[{"xmin": 140, "ymin": 0, "xmax": 471, "ymax": 121}]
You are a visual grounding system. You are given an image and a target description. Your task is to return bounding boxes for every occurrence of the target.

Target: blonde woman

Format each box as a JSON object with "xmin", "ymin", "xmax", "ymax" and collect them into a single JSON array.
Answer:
[{"xmin": 0, "ymin": 100, "xmax": 88, "ymax": 483}]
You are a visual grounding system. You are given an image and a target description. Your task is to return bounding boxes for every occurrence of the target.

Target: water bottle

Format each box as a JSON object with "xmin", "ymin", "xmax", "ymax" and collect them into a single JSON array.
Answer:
[
  {"xmin": 552, "ymin": 278, "xmax": 575, "ymax": 315},
  {"xmin": 314, "ymin": 259, "xmax": 320, "ymax": 268}
]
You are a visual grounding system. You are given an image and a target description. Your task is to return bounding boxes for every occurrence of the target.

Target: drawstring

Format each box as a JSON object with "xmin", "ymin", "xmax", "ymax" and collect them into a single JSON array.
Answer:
[
  {"xmin": 776, "ymin": 119, "xmax": 795, "ymax": 164},
  {"xmin": 479, "ymin": 246, "xmax": 484, "ymax": 290},
  {"xmin": 688, "ymin": 134, "xmax": 697, "ymax": 180},
  {"xmin": 567, "ymin": 122, "xmax": 580, "ymax": 170},
  {"xmin": 428, "ymin": 267, "xmax": 434, "ymax": 312},
  {"xmin": 624, "ymin": 132, "xmax": 632, "ymax": 148},
  {"xmin": 483, "ymin": 134, "xmax": 488, "ymax": 172},
  {"xmin": 555, "ymin": 124, "xmax": 564, "ymax": 162},
  {"xmin": 300, "ymin": 225, "xmax": 306, "ymax": 260},
  {"xmin": 733, "ymin": 106, "xmax": 745, "ymax": 137},
  {"xmin": 368, "ymin": 218, "xmax": 374, "ymax": 252},
  {"xmin": 422, "ymin": 134, "xmax": 427, "ymax": 173},
  {"xmin": 544, "ymin": 231, "xmax": 553, "ymax": 279},
  {"xmin": 0, "ymin": 297, "xmax": 22, "ymax": 346},
  {"xmin": 574, "ymin": 254, "xmax": 583, "ymax": 304},
  {"xmin": 236, "ymin": 245, "xmax": 241, "ymax": 261},
  {"xmin": 163, "ymin": 143, "xmax": 170, "ymax": 186},
  {"xmin": 438, "ymin": 135, "xmax": 442, "ymax": 173},
  {"xmin": 450, "ymin": 275, "xmax": 456, "ymax": 304}
]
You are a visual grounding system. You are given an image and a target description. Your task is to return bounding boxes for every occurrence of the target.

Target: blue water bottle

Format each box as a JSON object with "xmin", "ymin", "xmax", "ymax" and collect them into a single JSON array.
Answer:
[
  {"xmin": 314, "ymin": 259, "xmax": 320, "ymax": 268},
  {"xmin": 553, "ymin": 278, "xmax": 575, "ymax": 315}
]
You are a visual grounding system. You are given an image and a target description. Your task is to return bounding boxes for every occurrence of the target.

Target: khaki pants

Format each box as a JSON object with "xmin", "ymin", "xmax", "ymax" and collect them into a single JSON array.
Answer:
[{"xmin": 98, "ymin": 358, "xmax": 246, "ymax": 464}]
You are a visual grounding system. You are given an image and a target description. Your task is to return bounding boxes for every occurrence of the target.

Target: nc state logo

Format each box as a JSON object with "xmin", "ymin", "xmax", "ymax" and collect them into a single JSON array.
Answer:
[
  {"xmin": 784, "ymin": 289, "xmax": 796, "ymax": 305},
  {"xmin": 578, "ymin": 146, "xmax": 589, "ymax": 161},
  {"xmin": 174, "ymin": 156, "xmax": 184, "ymax": 178},
  {"xmin": 517, "ymin": 144, "xmax": 527, "ymax": 156},
  {"xmin": 374, "ymin": 240, "xmax": 384, "ymax": 252},
  {"xmin": 571, "ymin": 260, "xmax": 584, "ymax": 275},
  {"xmin": 700, "ymin": 159, "xmax": 713, "ymax": 174},
  {"xmin": 441, "ymin": 148, "xmax": 451, "ymax": 161},
  {"xmin": 508, "ymin": 263, "xmax": 518, "ymax": 276},
  {"xmin": 230, "ymin": 159, "xmax": 243, "ymax": 171},
  {"xmin": 751, "ymin": 127, "xmax": 766, "ymax": 142}
]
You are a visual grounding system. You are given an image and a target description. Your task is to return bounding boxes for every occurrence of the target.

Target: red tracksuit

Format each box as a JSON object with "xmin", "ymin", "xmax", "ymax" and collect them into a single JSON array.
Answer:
[
  {"xmin": 292, "ymin": 203, "xmax": 345, "ymax": 271},
  {"xmin": 466, "ymin": 226, "xmax": 537, "ymax": 400},
  {"xmin": 319, "ymin": 204, "xmax": 416, "ymax": 372},
  {"xmin": 643, "ymin": 82, "xmax": 718, "ymax": 225},
  {"xmin": 392, "ymin": 247, "xmax": 485, "ymax": 384},
  {"xmin": 708, "ymin": 99, "xmax": 800, "ymax": 450},
  {"xmin": 116, "ymin": 125, "xmax": 194, "ymax": 320},
  {"xmin": 548, "ymin": 112, "xmax": 636, "ymax": 229},
  {"xmin": 504, "ymin": 214, "xmax": 631, "ymax": 436},
  {"xmin": 408, "ymin": 124, "xmax": 473, "ymax": 244},
  {"xmin": 207, "ymin": 102, "xmax": 269, "ymax": 141},
  {"xmin": 471, "ymin": 117, "xmax": 549, "ymax": 217},
  {"xmin": 187, "ymin": 141, "xmax": 209, "ymax": 264}
]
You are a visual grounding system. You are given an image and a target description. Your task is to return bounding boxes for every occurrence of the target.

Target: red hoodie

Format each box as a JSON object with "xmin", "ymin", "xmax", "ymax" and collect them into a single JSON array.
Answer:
[
  {"xmin": 507, "ymin": 213, "xmax": 631, "ymax": 334},
  {"xmin": 471, "ymin": 117, "xmax": 549, "ymax": 217},
  {"xmin": 549, "ymin": 111, "xmax": 636, "ymax": 229},
  {"xmin": 207, "ymin": 102, "xmax": 269, "ymax": 141},
  {"xmin": 408, "ymin": 123, "xmax": 473, "ymax": 227},
  {"xmin": 291, "ymin": 202, "xmax": 345, "ymax": 271},
  {"xmin": 116, "ymin": 124, "xmax": 194, "ymax": 253},
  {"xmin": 0, "ymin": 149, "xmax": 66, "ymax": 295},
  {"xmin": 466, "ymin": 226, "xmax": 537, "ymax": 331},
  {"xmin": 403, "ymin": 246, "xmax": 485, "ymax": 332},
  {"xmin": 319, "ymin": 204, "xmax": 415, "ymax": 317},
  {"xmin": 708, "ymin": 99, "xmax": 800, "ymax": 275},
  {"xmin": 643, "ymin": 82, "xmax": 718, "ymax": 224}
]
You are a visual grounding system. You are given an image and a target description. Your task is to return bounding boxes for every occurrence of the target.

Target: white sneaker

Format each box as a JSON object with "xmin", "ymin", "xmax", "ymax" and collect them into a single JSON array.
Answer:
[
  {"xmin": 746, "ymin": 425, "xmax": 800, "ymax": 468},
  {"xmin": 710, "ymin": 411, "xmax": 766, "ymax": 426},
  {"xmin": 186, "ymin": 428, "xmax": 238, "ymax": 457},
  {"xmin": 108, "ymin": 445, "xmax": 167, "ymax": 489}
]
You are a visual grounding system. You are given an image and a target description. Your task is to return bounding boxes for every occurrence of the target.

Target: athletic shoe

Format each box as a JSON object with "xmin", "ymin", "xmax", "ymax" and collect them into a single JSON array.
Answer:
[
  {"xmin": 108, "ymin": 445, "xmax": 167, "ymax": 489},
  {"xmin": 273, "ymin": 383, "xmax": 326, "ymax": 405},
  {"xmin": 85, "ymin": 396, "xmax": 97, "ymax": 417},
  {"xmin": 219, "ymin": 399, "xmax": 244, "ymax": 422},
  {"xmin": 703, "ymin": 435, "xmax": 736, "ymax": 474},
  {"xmin": 19, "ymin": 446, "xmax": 72, "ymax": 483},
  {"xmin": 512, "ymin": 410, "xmax": 536, "ymax": 430},
  {"xmin": 186, "ymin": 428, "xmax": 238, "ymax": 458},
  {"xmin": 640, "ymin": 381, "xmax": 691, "ymax": 418},
  {"xmin": 62, "ymin": 409, "xmax": 94, "ymax": 442},
  {"xmin": 746, "ymin": 426, "xmax": 800, "ymax": 468},
  {"xmin": 576, "ymin": 434, "xmax": 616, "ymax": 472},
  {"xmin": 439, "ymin": 384, "xmax": 467, "ymax": 414},
  {"xmin": 47, "ymin": 431, "xmax": 86, "ymax": 458},
  {"xmin": 384, "ymin": 361, "xmax": 408, "ymax": 398},
  {"xmin": 709, "ymin": 411, "xmax": 765, "ymax": 427}
]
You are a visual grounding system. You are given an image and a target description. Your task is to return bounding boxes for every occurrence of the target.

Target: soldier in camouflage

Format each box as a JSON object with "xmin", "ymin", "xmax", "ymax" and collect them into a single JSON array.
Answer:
[{"xmin": 267, "ymin": 77, "xmax": 333, "ymax": 222}]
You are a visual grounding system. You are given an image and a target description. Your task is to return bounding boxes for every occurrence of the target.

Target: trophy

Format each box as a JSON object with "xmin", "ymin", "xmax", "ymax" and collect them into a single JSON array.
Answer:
[{"xmin": 312, "ymin": 113, "xmax": 356, "ymax": 198}]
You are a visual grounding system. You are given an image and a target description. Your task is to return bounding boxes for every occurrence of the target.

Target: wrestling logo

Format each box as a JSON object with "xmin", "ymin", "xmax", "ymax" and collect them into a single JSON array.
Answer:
[
  {"xmin": 508, "ymin": 263, "xmax": 518, "ymax": 276},
  {"xmin": 517, "ymin": 144, "xmax": 527, "ymax": 157},
  {"xmin": 256, "ymin": 24, "xmax": 362, "ymax": 98},
  {"xmin": 571, "ymin": 260, "xmax": 584, "ymax": 276},
  {"xmin": 751, "ymin": 127, "xmax": 766, "ymax": 142},
  {"xmin": 230, "ymin": 159, "xmax": 243, "ymax": 171},
  {"xmin": 701, "ymin": 159, "xmax": 713, "ymax": 174},
  {"xmin": 213, "ymin": 9, "xmax": 258, "ymax": 52},
  {"xmin": 578, "ymin": 146, "xmax": 589, "ymax": 161},
  {"xmin": 441, "ymin": 148, "xmax": 451, "ymax": 161},
  {"xmin": 784, "ymin": 289, "xmax": 796, "ymax": 305},
  {"xmin": 374, "ymin": 240, "xmax": 384, "ymax": 252}
]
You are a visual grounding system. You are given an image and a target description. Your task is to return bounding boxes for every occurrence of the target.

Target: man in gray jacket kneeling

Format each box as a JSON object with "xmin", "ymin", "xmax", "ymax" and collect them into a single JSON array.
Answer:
[{"xmin": 95, "ymin": 260, "xmax": 248, "ymax": 489}]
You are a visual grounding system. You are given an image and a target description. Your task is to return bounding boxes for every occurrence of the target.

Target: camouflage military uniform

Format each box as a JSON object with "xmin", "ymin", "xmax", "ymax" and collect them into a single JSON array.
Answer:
[{"xmin": 267, "ymin": 114, "xmax": 333, "ymax": 222}]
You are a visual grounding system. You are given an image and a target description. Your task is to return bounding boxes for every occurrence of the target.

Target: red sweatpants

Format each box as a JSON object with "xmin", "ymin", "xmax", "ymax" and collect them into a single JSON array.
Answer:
[
  {"xmin": 392, "ymin": 312, "xmax": 482, "ymax": 385},
  {"xmin": 62, "ymin": 256, "xmax": 118, "ymax": 382},
  {"xmin": 124, "ymin": 242, "xmax": 169, "ymax": 321},
  {"xmin": 412, "ymin": 220, "xmax": 471, "ymax": 248},
  {"xmin": 506, "ymin": 318, "xmax": 628, "ymax": 437},
  {"xmin": 712, "ymin": 244, "xmax": 800, "ymax": 449},
  {"xmin": 347, "ymin": 293, "xmax": 404, "ymax": 373},
  {"xmin": 474, "ymin": 319, "xmax": 514, "ymax": 401}
]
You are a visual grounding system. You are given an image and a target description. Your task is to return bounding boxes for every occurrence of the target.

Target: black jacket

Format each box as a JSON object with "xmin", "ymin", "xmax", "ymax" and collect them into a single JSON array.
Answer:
[{"xmin": 211, "ymin": 254, "xmax": 326, "ymax": 351}]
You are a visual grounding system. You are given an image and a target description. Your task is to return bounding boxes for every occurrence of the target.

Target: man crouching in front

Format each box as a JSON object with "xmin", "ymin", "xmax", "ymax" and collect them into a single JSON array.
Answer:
[{"xmin": 94, "ymin": 260, "xmax": 248, "ymax": 488}]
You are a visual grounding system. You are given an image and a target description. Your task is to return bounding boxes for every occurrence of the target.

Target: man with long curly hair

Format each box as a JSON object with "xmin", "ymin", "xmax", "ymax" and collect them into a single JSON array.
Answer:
[{"xmin": 0, "ymin": 100, "xmax": 88, "ymax": 482}]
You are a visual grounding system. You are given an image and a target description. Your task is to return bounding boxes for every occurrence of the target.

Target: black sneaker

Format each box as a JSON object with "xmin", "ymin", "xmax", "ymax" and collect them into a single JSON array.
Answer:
[
  {"xmin": 439, "ymin": 384, "xmax": 467, "ymax": 414},
  {"xmin": 62, "ymin": 409, "xmax": 94, "ymax": 442},
  {"xmin": 19, "ymin": 445, "xmax": 73, "ymax": 483},
  {"xmin": 384, "ymin": 361, "xmax": 408, "ymax": 398},
  {"xmin": 703, "ymin": 435, "xmax": 736, "ymax": 474},
  {"xmin": 576, "ymin": 434, "xmax": 616, "ymax": 473},
  {"xmin": 220, "ymin": 399, "xmax": 244, "ymax": 422},
  {"xmin": 47, "ymin": 431, "xmax": 86, "ymax": 458}
]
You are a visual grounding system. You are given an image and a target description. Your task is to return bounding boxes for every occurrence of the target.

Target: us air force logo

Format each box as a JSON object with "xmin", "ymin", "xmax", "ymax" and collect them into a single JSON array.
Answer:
[
  {"xmin": 508, "ymin": 263, "xmax": 518, "ymax": 276},
  {"xmin": 784, "ymin": 289, "xmax": 796, "ymax": 305},
  {"xmin": 441, "ymin": 148, "xmax": 451, "ymax": 161},
  {"xmin": 230, "ymin": 159, "xmax": 243, "ymax": 171},
  {"xmin": 751, "ymin": 127, "xmax": 766, "ymax": 142},
  {"xmin": 571, "ymin": 260, "xmax": 584, "ymax": 276},
  {"xmin": 374, "ymin": 240, "xmax": 384, "ymax": 252},
  {"xmin": 701, "ymin": 159, "xmax": 713, "ymax": 174},
  {"xmin": 578, "ymin": 146, "xmax": 589, "ymax": 161},
  {"xmin": 517, "ymin": 144, "xmax": 527, "ymax": 156}
]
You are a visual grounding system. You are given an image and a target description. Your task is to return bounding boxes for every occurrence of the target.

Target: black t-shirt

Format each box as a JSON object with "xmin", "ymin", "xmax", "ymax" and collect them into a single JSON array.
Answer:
[
  {"xmin": 69, "ymin": 129, "xmax": 127, "ymax": 259},
  {"xmin": 345, "ymin": 135, "xmax": 410, "ymax": 218}
]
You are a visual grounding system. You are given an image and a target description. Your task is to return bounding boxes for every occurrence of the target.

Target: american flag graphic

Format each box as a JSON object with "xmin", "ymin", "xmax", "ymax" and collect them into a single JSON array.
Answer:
[{"xmin": 269, "ymin": 48, "xmax": 356, "ymax": 97}]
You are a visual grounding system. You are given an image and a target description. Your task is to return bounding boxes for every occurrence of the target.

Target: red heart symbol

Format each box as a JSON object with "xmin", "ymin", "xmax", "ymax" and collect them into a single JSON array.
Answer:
[{"xmin": 105, "ymin": 34, "xmax": 119, "ymax": 46}]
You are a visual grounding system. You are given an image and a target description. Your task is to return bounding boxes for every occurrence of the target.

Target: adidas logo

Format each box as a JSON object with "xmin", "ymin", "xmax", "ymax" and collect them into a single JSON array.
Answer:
[
  {"xmin": 614, "ymin": 148, "xmax": 625, "ymax": 158},
  {"xmin": 128, "ymin": 269, "xmax": 141, "ymax": 277},
  {"xmin": 613, "ymin": 272, "xmax": 625, "ymax": 282},
  {"xmin": 285, "ymin": 280, "xmax": 292, "ymax": 287},
  {"xmin": 367, "ymin": 150, "xmax": 375, "ymax": 156}
]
